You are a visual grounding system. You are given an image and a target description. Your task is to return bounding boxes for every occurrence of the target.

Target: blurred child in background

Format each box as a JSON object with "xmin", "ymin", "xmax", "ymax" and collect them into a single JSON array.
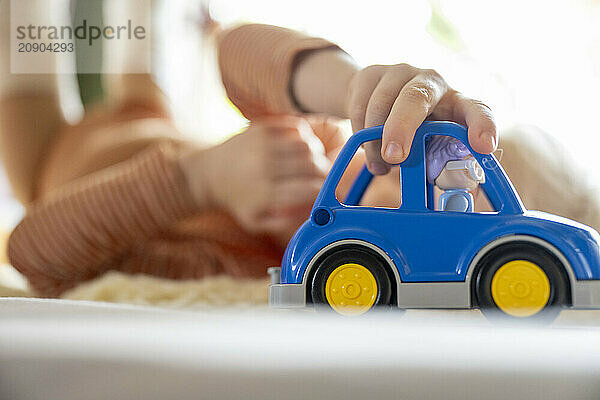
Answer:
[{"xmin": 0, "ymin": 0, "xmax": 596, "ymax": 297}]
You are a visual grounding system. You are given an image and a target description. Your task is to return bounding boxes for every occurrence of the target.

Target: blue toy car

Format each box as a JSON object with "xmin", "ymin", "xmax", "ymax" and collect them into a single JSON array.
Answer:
[{"xmin": 268, "ymin": 121, "xmax": 600, "ymax": 320}]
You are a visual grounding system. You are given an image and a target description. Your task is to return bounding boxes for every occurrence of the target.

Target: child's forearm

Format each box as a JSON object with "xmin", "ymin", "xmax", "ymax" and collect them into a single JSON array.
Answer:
[
  {"xmin": 291, "ymin": 48, "xmax": 359, "ymax": 118},
  {"xmin": 217, "ymin": 24, "xmax": 338, "ymax": 119}
]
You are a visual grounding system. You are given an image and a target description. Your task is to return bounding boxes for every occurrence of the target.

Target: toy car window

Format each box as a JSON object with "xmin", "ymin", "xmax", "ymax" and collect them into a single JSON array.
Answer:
[{"xmin": 335, "ymin": 148, "xmax": 401, "ymax": 208}]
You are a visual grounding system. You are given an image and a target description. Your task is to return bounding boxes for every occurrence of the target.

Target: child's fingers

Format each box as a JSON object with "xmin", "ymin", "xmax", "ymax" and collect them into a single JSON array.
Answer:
[
  {"xmin": 451, "ymin": 93, "xmax": 497, "ymax": 154},
  {"xmin": 363, "ymin": 65, "xmax": 416, "ymax": 130},
  {"xmin": 346, "ymin": 63, "xmax": 496, "ymax": 173},
  {"xmin": 269, "ymin": 133, "xmax": 330, "ymax": 177},
  {"xmin": 265, "ymin": 122, "xmax": 330, "ymax": 173},
  {"xmin": 303, "ymin": 115, "xmax": 348, "ymax": 155},
  {"xmin": 381, "ymin": 70, "xmax": 447, "ymax": 164},
  {"xmin": 362, "ymin": 67, "xmax": 415, "ymax": 173},
  {"xmin": 429, "ymin": 90, "xmax": 497, "ymax": 154},
  {"xmin": 347, "ymin": 66, "xmax": 388, "ymax": 174},
  {"xmin": 361, "ymin": 140, "xmax": 390, "ymax": 175},
  {"xmin": 347, "ymin": 65, "xmax": 385, "ymax": 134}
]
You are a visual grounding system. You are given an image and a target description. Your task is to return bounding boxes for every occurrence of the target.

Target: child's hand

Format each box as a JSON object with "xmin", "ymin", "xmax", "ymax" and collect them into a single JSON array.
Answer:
[
  {"xmin": 293, "ymin": 50, "xmax": 497, "ymax": 176},
  {"xmin": 346, "ymin": 63, "xmax": 497, "ymax": 174},
  {"xmin": 183, "ymin": 116, "xmax": 329, "ymax": 242}
]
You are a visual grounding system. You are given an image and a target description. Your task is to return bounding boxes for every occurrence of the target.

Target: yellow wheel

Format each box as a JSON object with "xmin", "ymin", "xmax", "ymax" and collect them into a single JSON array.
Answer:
[
  {"xmin": 475, "ymin": 243, "xmax": 568, "ymax": 322},
  {"xmin": 311, "ymin": 248, "xmax": 392, "ymax": 316},
  {"xmin": 491, "ymin": 260, "xmax": 550, "ymax": 317},
  {"xmin": 325, "ymin": 263, "xmax": 378, "ymax": 316}
]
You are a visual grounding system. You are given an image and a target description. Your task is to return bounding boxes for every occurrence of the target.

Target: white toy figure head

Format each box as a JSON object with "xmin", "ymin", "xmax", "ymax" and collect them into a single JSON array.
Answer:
[{"xmin": 435, "ymin": 158, "xmax": 485, "ymax": 191}]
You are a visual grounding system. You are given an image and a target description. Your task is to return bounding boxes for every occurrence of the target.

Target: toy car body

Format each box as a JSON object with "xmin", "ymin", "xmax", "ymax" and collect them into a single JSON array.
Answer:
[{"xmin": 269, "ymin": 121, "xmax": 600, "ymax": 319}]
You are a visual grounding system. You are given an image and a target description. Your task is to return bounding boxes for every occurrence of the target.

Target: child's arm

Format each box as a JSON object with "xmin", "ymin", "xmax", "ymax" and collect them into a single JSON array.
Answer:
[
  {"xmin": 7, "ymin": 113, "xmax": 338, "ymax": 296},
  {"xmin": 7, "ymin": 141, "xmax": 205, "ymax": 296},
  {"xmin": 218, "ymin": 24, "xmax": 497, "ymax": 175}
]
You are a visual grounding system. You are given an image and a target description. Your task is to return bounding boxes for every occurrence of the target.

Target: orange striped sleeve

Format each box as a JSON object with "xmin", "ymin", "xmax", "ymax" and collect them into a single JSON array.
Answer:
[
  {"xmin": 7, "ymin": 142, "xmax": 199, "ymax": 296},
  {"xmin": 218, "ymin": 24, "xmax": 339, "ymax": 119}
]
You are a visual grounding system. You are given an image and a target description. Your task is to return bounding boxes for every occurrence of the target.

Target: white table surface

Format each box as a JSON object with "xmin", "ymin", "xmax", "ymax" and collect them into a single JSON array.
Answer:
[{"xmin": 2, "ymin": 297, "xmax": 600, "ymax": 400}]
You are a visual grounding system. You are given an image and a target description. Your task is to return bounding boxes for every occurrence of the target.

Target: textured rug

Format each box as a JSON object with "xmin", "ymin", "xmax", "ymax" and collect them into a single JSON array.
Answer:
[{"xmin": 62, "ymin": 272, "xmax": 269, "ymax": 308}]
